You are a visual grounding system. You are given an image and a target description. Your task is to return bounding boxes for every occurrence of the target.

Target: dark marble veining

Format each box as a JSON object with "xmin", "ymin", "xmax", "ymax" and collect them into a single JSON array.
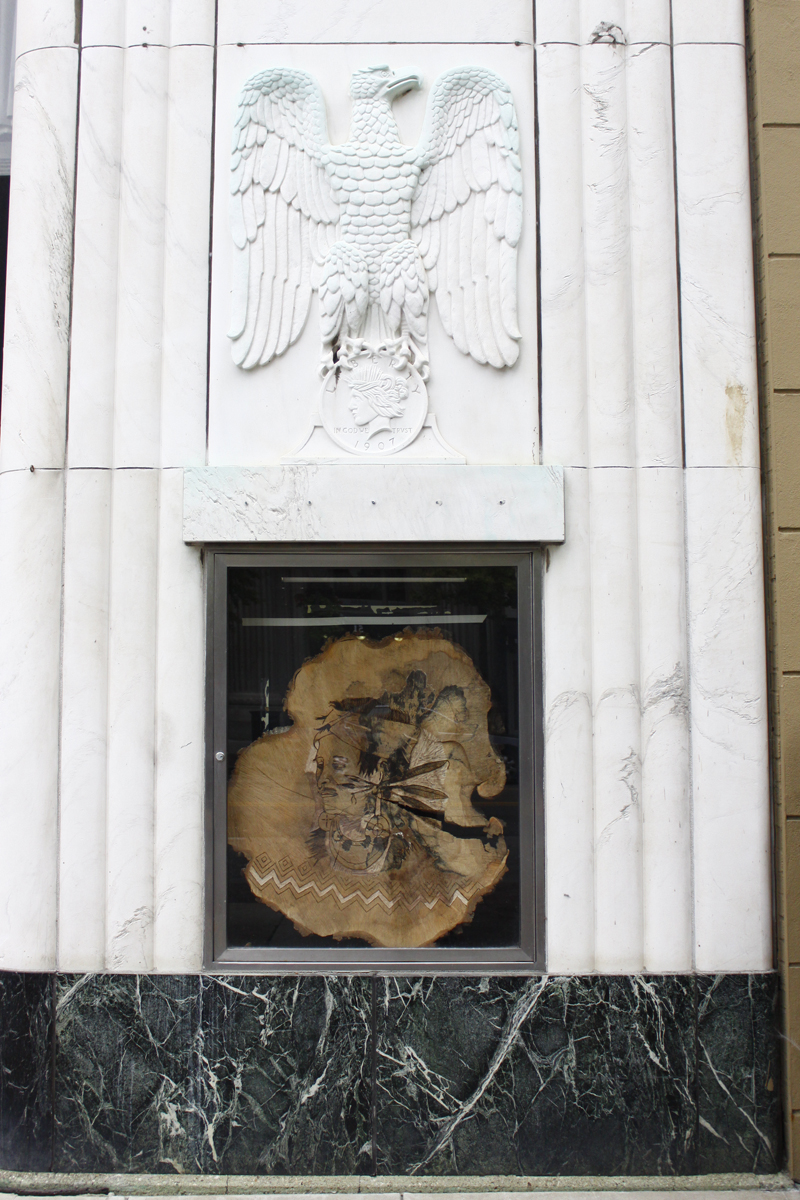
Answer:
[
  {"xmin": 0, "ymin": 970, "xmax": 783, "ymax": 1176},
  {"xmin": 51, "ymin": 975, "xmax": 373, "ymax": 1176},
  {"xmin": 198, "ymin": 976, "xmax": 373, "ymax": 1175},
  {"xmin": 53, "ymin": 973, "xmax": 201, "ymax": 1174},
  {"xmin": 0, "ymin": 972, "xmax": 53, "ymax": 1171},
  {"xmin": 374, "ymin": 975, "xmax": 698, "ymax": 1176},
  {"xmin": 696, "ymin": 973, "xmax": 781, "ymax": 1174}
]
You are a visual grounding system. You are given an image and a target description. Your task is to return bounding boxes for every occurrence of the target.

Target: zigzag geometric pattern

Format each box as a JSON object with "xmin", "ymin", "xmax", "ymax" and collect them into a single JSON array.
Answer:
[{"xmin": 247, "ymin": 851, "xmax": 479, "ymax": 913}]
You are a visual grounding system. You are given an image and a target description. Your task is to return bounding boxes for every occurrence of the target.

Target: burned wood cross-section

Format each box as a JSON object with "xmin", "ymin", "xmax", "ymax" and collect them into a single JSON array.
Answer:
[{"xmin": 228, "ymin": 631, "xmax": 509, "ymax": 947}]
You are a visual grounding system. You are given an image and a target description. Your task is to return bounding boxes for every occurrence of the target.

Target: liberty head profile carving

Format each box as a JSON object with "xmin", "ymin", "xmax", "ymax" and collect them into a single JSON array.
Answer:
[
  {"xmin": 348, "ymin": 363, "xmax": 409, "ymax": 437},
  {"xmin": 228, "ymin": 62, "xmax": 523, "ymax": 456}
]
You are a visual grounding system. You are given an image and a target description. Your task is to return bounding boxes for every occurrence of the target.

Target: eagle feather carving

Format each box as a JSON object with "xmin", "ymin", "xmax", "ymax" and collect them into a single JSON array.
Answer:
[{"xmin": 229, "ymin": 64, "xmax": 522, "ymax": 379}]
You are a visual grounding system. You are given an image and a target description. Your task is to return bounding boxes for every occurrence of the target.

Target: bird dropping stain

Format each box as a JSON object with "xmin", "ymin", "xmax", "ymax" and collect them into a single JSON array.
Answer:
[{"xmin": 725, "ymin": 381, "xmax": 747, "ymax": 465}]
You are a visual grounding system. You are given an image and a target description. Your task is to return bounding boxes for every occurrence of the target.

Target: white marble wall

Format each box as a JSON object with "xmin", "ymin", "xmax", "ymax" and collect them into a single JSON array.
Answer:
[
  {"xmin": 0, "ymin": 0, "xmax": 771, "ymax": 973},
  {"xmin": 539, "ymin": 0, "xmax": 770, "ymax": 973}
]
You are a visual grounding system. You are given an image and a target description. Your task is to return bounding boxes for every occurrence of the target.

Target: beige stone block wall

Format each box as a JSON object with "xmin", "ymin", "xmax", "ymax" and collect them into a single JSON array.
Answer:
[{"xmin": 750, "ymin": 0, "xmax": 800, "ymax": 1175}]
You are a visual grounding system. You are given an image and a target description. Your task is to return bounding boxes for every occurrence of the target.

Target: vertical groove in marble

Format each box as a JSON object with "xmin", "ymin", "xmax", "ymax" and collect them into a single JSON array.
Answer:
[
  {"xmin": 537, "ymin": 35, "xmax": 594, "ymax": 971},
  {"xmin": 625, "ymin": 26, "xmax": 690, "ymax": 971},
  {"xmin": 580, "ymin": 24, "xmax": 643, "ymax": 971},
  {"xmin": 542, "ymin": 0, "xmax": 689, "ymax": 974},
  {"xmin": 589, "ymin": 466, "xmax": 643, "ymax": 970},
  {"xmin": 637, "ymin": 468, "xmax": 691, "ymax": 969},
  {"xmin": 124, "ymin": 1, "xmax": 171, "ymax": 50},
  {"xmin": 80, "ymin": 0, "xmax": 125, "ymax": 49},
  {"xmin": 104, "ymin": 11, "xmax": 171, "ymax": 971},
  {"xmin": 543, "ymin": 469, "xmax": 595, "ymax": 971},
  {"xmin": 168, "ymin": 0, "xmax": 216, "ymax": 47},
  {"xmin": 672, "ymin": 43, "xmax": 759, "ymax": 469},
  {"xmin": 0, "ymin": 42, "xmax": 77, "ymax": 969},
  {"xmin": 151, "ymin": 13, "xmax": 214, "ymax": 970},
  {"xmin": 105, "ymin": 469, "xmax": 160, "ymax": 971},
  {"xmin": 58, "ymin": 35, "xmax": 124, "ymax": 968},
  {"xmin": 580, "ymin": 30, "xmax": 633, "ymax": 468}
]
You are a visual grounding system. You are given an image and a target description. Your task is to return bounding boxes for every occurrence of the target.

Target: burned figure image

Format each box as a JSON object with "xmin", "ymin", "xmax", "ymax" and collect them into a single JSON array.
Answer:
[
  {"xmin": 227, "ymin": 632, "xmax": 509, "ymax": 947},
  {"xmin": 309, "ymin": 673, "xmax": 467, "ymax": 875}
]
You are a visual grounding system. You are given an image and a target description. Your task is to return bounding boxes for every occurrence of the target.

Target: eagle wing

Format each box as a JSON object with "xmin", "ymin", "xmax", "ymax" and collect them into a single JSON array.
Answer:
[
  {"xmin": 229, "ymin": 68, "xmax": 340, "ymax": 368},
  {"xmin": 411, "ymin": 67, "xmax": 522, "ymax": 368}
]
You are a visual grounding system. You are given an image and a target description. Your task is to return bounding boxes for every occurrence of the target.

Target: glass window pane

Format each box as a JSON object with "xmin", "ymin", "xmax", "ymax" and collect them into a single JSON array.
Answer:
[{"xmin": 225, "ymin": 564, "xmax": 522, "ymax": 951}]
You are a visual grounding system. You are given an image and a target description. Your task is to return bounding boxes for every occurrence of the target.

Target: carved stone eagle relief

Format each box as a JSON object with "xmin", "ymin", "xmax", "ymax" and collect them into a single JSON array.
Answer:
[{"xmin": 228, "ymin": 64, "xmax": 522, "ymax": 455}]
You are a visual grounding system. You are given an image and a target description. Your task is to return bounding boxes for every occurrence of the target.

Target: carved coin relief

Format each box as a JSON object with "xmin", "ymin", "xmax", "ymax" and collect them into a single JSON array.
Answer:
[
  {"xmin": 320, "ymin": 339, "xmax": 427, "ymax": 455},
  {"xmin": 228, "ymin": 62, "xmax": 522, "ymax": 457}
]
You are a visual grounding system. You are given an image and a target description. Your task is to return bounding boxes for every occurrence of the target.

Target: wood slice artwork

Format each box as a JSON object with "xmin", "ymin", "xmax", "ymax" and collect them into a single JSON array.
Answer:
[{"xmin": 227, "ymin": 630, "xmax": 509, "ymax": 947}]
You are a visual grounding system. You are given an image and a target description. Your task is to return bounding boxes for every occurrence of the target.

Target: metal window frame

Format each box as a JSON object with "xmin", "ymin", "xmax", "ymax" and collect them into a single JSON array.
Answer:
[{"xmin": 204, "ymin": 544, "xmax": 545, "ymax": 973}]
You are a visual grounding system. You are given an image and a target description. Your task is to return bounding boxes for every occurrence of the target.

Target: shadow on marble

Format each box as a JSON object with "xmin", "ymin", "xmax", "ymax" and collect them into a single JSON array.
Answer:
[
  {"xmin": 0, "ymin": 972, "xmax": 53, "ymax": 1171},
  {"xmin": 695, "ymin": 973, "xmax": 782, "ymax": 1173},
  {"xmin": 373, "ymin": 975, "xmax": 698, "ymax": 1176}
]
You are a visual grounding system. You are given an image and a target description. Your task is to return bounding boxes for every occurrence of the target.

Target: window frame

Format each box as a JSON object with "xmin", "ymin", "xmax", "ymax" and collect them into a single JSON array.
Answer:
[{"xmin": 204, "ymin": 545, "xmax": 544, "ymax": 972}]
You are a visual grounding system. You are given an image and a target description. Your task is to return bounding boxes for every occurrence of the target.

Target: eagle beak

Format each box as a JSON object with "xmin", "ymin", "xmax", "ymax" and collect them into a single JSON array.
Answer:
[{"xmin": 382, "ymin": 72, "xmax": 422, "ymax": 100}]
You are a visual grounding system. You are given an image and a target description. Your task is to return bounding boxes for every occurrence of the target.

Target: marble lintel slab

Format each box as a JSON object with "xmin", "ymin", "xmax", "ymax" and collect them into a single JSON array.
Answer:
[{"xmin": 183, "ymin": 465, "xmax": 565, "ymax": 544}]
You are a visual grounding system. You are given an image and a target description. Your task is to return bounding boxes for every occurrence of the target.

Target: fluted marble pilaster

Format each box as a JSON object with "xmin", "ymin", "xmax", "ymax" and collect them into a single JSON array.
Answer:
[
  {"xmin": 538, "ymin": 0, "xmax": 767, "ymax": 974},
  {"xmin": 56, "ymin": 0, "xmax": 215, "ymax": 972}
]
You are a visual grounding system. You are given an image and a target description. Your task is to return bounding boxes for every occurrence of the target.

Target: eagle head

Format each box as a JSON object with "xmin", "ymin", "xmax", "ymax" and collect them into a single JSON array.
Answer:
[{"xmin": 350, "ymin": 65, "xmax": 422, "ymax": 101}]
